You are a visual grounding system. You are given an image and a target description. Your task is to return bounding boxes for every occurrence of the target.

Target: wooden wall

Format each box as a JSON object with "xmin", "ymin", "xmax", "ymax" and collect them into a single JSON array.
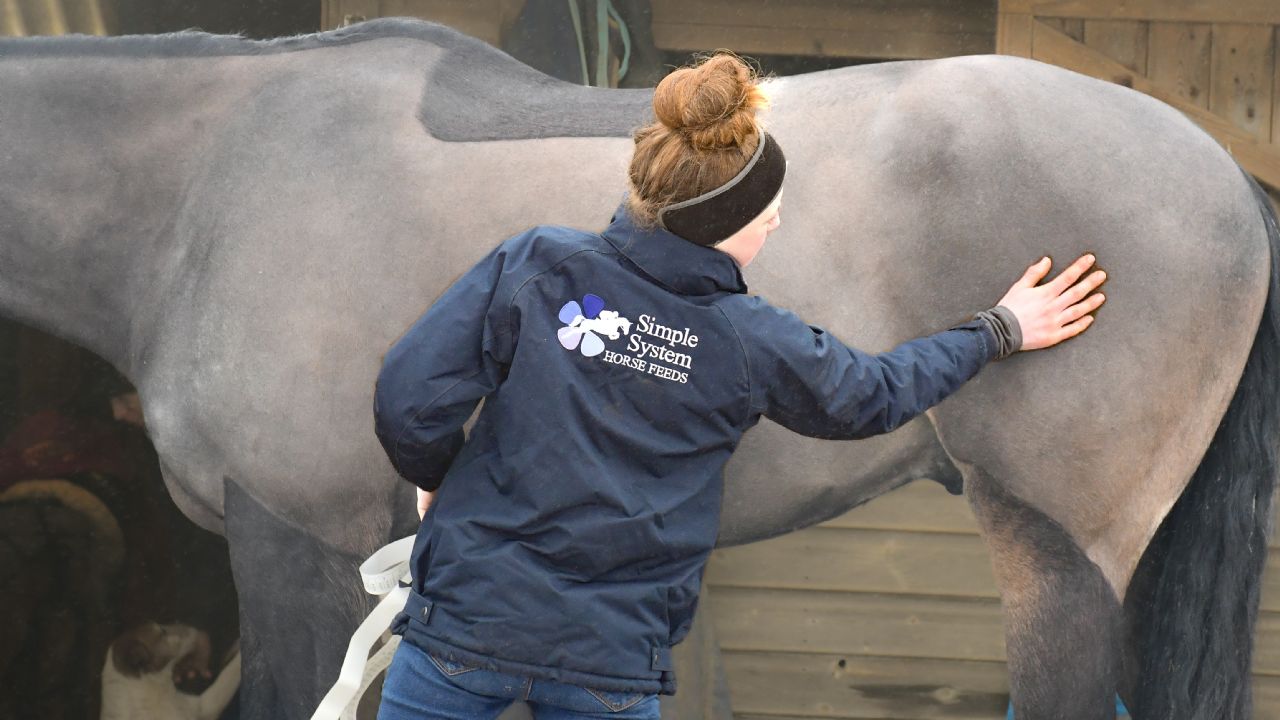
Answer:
[
  {"xmin": 0, "ymin": 0, "xmax": 114, "ymax": 36},
  {"xmin": 321, "ymin": 0, "xmax": 524, "ymax": 43},
  {"xmin": 647, "ymin": 0, "xmax": 995, "ymax": 61},
  {"xmin": 707, "ymin": 479, "xmax": 1280, "ymax": 718},
  {"xmin": 706, "ymin": 482, "xmax": 1009, "ymax": 718},
  {"xmin": 996, "ymin": 0, "xmax": 1280, "ymax": 201},
  {"xmin": 322, "ymin": 0, "xmax": 997, "ymax": 62}
]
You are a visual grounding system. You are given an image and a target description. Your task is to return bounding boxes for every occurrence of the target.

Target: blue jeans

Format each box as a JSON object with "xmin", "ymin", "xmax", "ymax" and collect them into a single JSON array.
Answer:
[{"xmin": 377, "ymin": 639, "xmax": 661, "ymax": 719}]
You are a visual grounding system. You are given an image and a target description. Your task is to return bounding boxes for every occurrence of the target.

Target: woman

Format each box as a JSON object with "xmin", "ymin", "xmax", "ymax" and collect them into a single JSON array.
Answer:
[{"xmin": 373, "ymin": 52, "xmax": 1105, "ymax": 720}]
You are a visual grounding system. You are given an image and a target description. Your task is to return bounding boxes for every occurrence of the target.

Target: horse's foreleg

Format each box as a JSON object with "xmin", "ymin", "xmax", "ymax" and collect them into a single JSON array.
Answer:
[
  {"xmin": 224, "ymin": 478, "xmax": 373, "ymax": 720},
  {"xmin": 966, "ymin": 469, "xmax": 1123, "ymax": 720}
]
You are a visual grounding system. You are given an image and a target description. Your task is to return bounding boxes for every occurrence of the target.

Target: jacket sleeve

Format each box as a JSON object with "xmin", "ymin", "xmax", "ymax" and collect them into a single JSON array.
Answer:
[
  {"xmin": 373, "ymin": 239, "xmax": 522, "ymax": 491},
  {"xmin": 732, "ymin": 295, "xmax": 998, "ymax": 440}
]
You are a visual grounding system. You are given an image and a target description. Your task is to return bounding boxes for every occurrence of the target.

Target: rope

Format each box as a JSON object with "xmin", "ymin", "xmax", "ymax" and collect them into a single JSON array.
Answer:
[{"xmin": 567, "ymin": 0, "xmax": 589, "ymax": 86}]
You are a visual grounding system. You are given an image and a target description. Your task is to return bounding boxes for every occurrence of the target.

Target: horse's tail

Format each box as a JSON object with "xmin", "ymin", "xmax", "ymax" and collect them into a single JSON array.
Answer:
[{"xmin": 1130, "ymin": 168, "xmax": 1280, "ymax": 719}]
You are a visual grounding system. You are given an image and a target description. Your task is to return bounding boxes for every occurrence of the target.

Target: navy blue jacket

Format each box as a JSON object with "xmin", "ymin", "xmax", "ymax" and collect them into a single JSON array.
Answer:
[{"xmin": 373, "ymin": 200, "xmax": 998, "ymax": 695}]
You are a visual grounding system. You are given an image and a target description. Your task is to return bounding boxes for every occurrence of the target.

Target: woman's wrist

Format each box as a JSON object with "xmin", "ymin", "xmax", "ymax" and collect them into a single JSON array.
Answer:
[{"xmin": 416, "ymin": 487, "xmax": 433, "ymax": 519}]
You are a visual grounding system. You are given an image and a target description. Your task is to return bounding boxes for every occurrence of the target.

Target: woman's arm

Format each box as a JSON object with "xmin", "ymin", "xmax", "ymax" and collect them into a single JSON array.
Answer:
[
  {"xmin": 373, "ymin": 240, "xmax": 522, "ymax": 492},
  {"xmin": 725, "ymin": 253, "xmax": 1105, "ymax": 440}
]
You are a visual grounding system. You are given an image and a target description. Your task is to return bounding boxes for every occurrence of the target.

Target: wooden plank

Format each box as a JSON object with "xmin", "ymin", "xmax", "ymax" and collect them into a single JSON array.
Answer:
[
  {"xmin": 722, "ymin": 653, "xmax": 1280, "ymax": 718},
  {"xmin": 707, "ymin": 526, "xmax": 999, "ymax": 598},
  {"xmin": 711, "ymin": 587, "xmax": 1007, "ymax": 662},
  {"xmin": 1258, "ymin": 678, "xmax": 1280, "ymax": 719},
  {"xmin": 1148, "ymin": 21, "xmax": 1213, "ymax": 109},
  {"xmin": 649, "ymin": 0, "xmax": 995, "ymax": 37},
  {"xmin": 1030, "ymin": 19, "xmax": 1280, "ymax": 189},
  {"xmin": 1031, "ymin": 0, "xmax": 1280, "ymax": 26},
  {"xmin": 712, "ymin": 586, "xmax": 1280, "ymax": 676},
  {"xmin": 0, "ymin": 0, "xmax": 27, "ymax": 36},
  {"xmin": 722, "ymin": 650, "xmax": 1009, "ymax": 719},
  {"xmin": 1260, "ymin": 612, "xmax": 1280, "ymax": 675},
  {"xmin": 998, "ymin": 0, "xmax": 1034, "ymax": 14},
  {"xmin": 62, "ymin": 0, "xmax": 107, "ymax": 35},
  {"xmin": 378, "ymin": 0, "xmax": 508, "ymax": 45},
  {"xmin": 650, "ymin": 22, "xmax": 993, "ymax": 60},
  {"xmin": 17, "ymin": 0, "xmax": 67, "ymax": 35},
  {"xmin": 707, "ymin": 523, "xmax": 1280, "ymax": 613},
  {"xmin": 1083, "ymin": 19, "xmax": 1149, "ymax": 74},
  {"xmin": 1210, "ymin": 23, "xmax": 1276, "ymax": 140},
  {"xmin": 820, "ymin": 480, "xmax": 979, "ymax": 535},
  {"xmin": 996, "ymin": 12, "xmax": 1032, "ymax": 57}
]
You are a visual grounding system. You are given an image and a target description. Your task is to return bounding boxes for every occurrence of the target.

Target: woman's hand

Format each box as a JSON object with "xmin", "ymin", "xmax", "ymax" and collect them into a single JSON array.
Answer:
[
  {"xmin": 998, "ymin": 253, "xmax": 1106, "ymax": 352},
  {"xmin": 417, "ymin": 487, "xmax": 434, "ymax": 520}
]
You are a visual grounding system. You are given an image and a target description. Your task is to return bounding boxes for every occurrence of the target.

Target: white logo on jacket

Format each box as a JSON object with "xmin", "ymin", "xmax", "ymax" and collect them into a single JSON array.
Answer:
[
  {"xmin": 569, "ymin": 310, "xmax": 631, "ymax": 339},
  {"xmin": 557, "ymin": 294, "xmax": 630, "ymax": 357}
]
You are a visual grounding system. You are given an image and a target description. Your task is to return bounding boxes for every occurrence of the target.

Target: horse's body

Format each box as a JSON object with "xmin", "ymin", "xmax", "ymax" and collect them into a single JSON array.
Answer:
[{"xmin": 2, "ymin": 18, "xmax": 1277, "ymax": 720}]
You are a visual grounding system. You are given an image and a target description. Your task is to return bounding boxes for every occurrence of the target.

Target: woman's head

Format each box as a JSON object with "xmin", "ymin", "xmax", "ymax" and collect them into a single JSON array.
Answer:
[{"xmin": 626, "ymin": 52, "xmax": 784, "ymax": 267}]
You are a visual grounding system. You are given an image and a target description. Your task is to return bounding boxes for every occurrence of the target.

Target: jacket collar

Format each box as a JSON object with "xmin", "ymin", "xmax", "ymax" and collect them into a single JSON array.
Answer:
[{"xmin": 599, "ymin": 198, "xmax": 748, "ymax": 296}]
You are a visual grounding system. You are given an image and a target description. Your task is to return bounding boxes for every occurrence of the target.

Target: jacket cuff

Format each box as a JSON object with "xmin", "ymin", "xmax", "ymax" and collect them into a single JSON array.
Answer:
[{"xmin": 971, "ymin": 306, "xmax": 1022, "ymax": 361}]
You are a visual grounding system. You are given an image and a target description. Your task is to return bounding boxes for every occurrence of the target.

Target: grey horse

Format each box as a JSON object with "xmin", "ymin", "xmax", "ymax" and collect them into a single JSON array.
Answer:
[{"xmin": 1, "ymin": 17, "xmax": 1277, "ymax": 720}]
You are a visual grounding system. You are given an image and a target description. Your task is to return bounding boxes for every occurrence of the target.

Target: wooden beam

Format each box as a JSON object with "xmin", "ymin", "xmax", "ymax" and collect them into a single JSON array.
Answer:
[
  {"xmin": 713, "ymin": 588, "xmax": 1006, "ymax": 661},
  {"xmin": 720, "ymin": 651, "xmax": 1010, "ymax": 719},
  {"xmin": 0, "ymin": 0, "xmax": 27, "ymax": 36},
  {"xmin": 996, "ymin": 12, "xmax": 1032, "ymax": 57},
  {"xmin": 650, "ymin": 0, "xmax": 995, "ymax": 37},
  {"xmin": 715, "ymin": 585, "xmax": 1280, "ymax": 677},
  {"xmin": 14, "ymin": 0, "xmax": 65, "ymax": 35},
  {"xmin": 651, "ymin": 22, "xmax": 993, "ymax": 60},
  {"xmin": 35, "ymin": 0, "xmax": 67, "ymax": 35},
  {"xmin": 708, "ymin": 521, "xmax": 1280, "ymax": 611},
  {"xmin": 998, "ymin": 0, "xmax": 1034, "ymax": 13},
  {"xmin": 63, "ymin": 0, "xmax": 108, "ymax": 35},
  {"xmin": 1032, "ymin": 0, "xmax": 1280, "ymax": 26},
  {"xmin": 83, "ymin": 0, "xmax": 107, "ymax": 35},
  {"xmin": 1038, "ymin": 16, "xmax": 1084, "ymax": 42},
  {"xmin": 1031, "ymin": 19, "xmax": 1280, "ymax": 190}
]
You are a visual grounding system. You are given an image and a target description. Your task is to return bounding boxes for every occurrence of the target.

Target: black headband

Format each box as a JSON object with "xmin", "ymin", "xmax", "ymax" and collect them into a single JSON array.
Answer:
[{"xmin": 656, "ymin": 131, "xmax": 787, "ymax": 247}]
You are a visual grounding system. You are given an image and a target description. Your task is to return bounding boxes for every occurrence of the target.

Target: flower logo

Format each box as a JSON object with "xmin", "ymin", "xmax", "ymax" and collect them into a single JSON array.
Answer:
[{"xmin": 557, "ymin": 293, "xmax": 631, "ymax": 358}]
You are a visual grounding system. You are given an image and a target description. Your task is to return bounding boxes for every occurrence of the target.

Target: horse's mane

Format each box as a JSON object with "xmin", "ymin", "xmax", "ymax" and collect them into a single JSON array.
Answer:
[{"xmin": 0, "ymin": 16, "xmax": 484, "ymax": 58}]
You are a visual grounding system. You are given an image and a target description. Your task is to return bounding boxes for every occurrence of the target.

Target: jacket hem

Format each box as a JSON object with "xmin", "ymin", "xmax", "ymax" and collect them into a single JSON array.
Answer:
[{"xmin": 393, "ymin": 617, "xmax": 676, "ymax": 696}]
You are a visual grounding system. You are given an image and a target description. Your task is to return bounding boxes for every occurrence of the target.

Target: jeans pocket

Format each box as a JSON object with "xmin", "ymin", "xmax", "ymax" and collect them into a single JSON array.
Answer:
[
  {"xmin": 426, "ymin": 650, "xmax": 480, "ymax": 677},
  {"xmin": 582, "ymin": 686, "xmax": 650, "ymax": 713}
]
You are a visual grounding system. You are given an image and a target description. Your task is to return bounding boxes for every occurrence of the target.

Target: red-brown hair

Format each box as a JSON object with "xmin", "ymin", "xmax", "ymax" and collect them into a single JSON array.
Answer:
[{"xmin": 627, "ymin": 51, "xmax": 771, "ymax": 229}]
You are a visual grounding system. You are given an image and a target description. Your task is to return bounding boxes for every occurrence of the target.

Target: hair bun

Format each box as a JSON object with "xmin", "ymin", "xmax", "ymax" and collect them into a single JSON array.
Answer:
[{"xmin": 652, "ymin": 53, "xmax": 768, "ymax": 151}]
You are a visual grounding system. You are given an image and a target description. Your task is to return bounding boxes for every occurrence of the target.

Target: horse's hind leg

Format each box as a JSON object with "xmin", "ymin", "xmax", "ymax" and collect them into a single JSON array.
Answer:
[{"xmin": 966, "ymin": 469, "xmax": 1123, "ymax": 720}]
